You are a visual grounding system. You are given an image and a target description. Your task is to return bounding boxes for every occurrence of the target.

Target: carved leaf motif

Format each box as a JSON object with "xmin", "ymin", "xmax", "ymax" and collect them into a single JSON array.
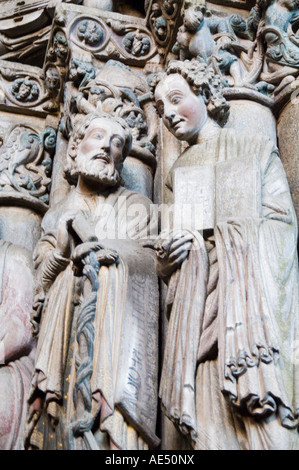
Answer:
[
  {"xmin": 48, "ymin": 30, "xmax": 68, "ymax": 64},
  {"xmin": 0, "ymin": 125, "xmax": 56, "ymax": 204},
  {"xmin": 11, "ymin": 77, "xmax": 40, "ymax": 102},
  {"xmin": 105, "ymin": 43, "xmax": 121, "ymax": 58},
  {"xmin": 106, "ymin": 19, "xmax": 127, "ymax": 35},
  {"xmin": 77, "ymin": 19, "xmax": 105, "ymax": 47},
  {"xmin": 122, "ymin": 32, "xmax": 151, "ymax": 57}
]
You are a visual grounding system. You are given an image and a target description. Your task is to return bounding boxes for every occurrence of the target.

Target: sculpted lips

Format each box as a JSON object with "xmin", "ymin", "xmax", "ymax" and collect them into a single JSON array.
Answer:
[
  {"xmin": 92, "ymin": 153, "xmax": 110, "ymax": 163},
  {"xmin": 170, "ymin": 118, "xmax": 184, "ymax": 130},
  {"xmin": 170, "ymin": 119, "xmax": 184, "ymax": 131}
]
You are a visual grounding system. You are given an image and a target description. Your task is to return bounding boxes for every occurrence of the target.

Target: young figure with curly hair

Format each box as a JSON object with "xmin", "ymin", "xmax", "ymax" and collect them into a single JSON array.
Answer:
[{"xmin": 152, "ymin": 59, "xmax": 299, "ymax": 450}]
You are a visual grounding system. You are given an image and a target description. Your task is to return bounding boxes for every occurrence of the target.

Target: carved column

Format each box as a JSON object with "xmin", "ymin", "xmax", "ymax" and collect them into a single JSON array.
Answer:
[
  {"xmin": 0, "ymin": 59, "xmax": 58, "ymax": 449},
  {"xmin": 0, "ymin": 0, "xmax": 298, "ymax": 452},
  {"xmin": 153, "ymin": 0, "xmax": 299, "ymax": 451},
  {"xmin": 277, "ymin": 82, "xmax": 299, "ymax": 227}
]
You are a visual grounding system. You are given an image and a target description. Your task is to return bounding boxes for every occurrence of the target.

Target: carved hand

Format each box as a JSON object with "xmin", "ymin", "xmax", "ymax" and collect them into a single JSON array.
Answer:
[
  {"xmin": 56, "ymin": 211, "xmax": 77, "ymax": 259},
  {"xmin": 71, "ymin": 241, "xmax": 103, "ymax": 266},
  {"xmin": 155, "ymin": 230, "xmax": 193, "ymax": 281},
  {"xmin": 95, "ymin": 248, "xmax": 118, "ymax": 266},
  {"xmin": 218, "ymin": 35, "xmax": 232, "ymax": 50},
  {"xmin": 71, "ymin": 242, "xmax": 118, "ymax": 274}
]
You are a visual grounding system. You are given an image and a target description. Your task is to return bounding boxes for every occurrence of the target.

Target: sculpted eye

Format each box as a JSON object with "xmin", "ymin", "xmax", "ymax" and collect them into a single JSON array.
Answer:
[
  {"xmin": 171, "ymin": 96, "xmax": 181, "ymax": 104},
  {"xmin": 95, "ymin": 133, "xmax": 103, "ymax": 139},
  {"xmin": 112, "ymin": 137, "xmax": 123, "ymax": 148}
]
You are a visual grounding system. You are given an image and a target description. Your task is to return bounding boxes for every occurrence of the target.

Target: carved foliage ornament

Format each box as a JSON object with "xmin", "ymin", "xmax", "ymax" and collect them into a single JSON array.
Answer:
[
  {"xmin": 68, "ymin": 15, "xmax": 156, "ymax": 63},
  {"xmin": 146, "ymin": 0, "xmax": 184, "ymax": 49},
  {"xmin": 11, "ymin": 77, "xmax": 40, "ymax": 103},
  {"xmin": 48, "ymin": 29, "xmax": 69, "ymax": 64},
  {"xmin": 248, "ymin": 0, "xmax": 299, "ymax": 87},
  {"xmin": 0, "ymin": 66, "xmax": 50, "ymax": 110},
  {"xmin": 43, "ymin": 24, "xmax": 69, "ymax": 112},
  {"xmin": 0, "ymin": 125, "xmax": 56, "ymax": 209},
  {"xmin": 62, "ymin": 60, "xmax": 157, "ymax": 169}
]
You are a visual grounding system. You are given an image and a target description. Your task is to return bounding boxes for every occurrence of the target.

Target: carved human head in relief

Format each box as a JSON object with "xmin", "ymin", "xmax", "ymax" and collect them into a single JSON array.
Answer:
[
  {"xmin": 65, "ymin": 111, "xmax": 132, "ymax": 188},
  {"xmin": 183, "ymin": 6, "xmax": 204, "ymax": 33},
  {"xmin": 151, "ymin": 59, "xmax": 230, "ymax": 144}
]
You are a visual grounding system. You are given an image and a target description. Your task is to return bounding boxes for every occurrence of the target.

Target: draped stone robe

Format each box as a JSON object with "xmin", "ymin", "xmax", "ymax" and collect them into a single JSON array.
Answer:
[
  {"xmin": 159, "ymin": 129, "xmax": 299, "ymax": 450},
  {"xmin": 27, "ymin": 185, "xmax": 159, "ymax": 450},
  {"xmin": 0, "ymin": 241, "xmax": 35, "ymax": 449}
]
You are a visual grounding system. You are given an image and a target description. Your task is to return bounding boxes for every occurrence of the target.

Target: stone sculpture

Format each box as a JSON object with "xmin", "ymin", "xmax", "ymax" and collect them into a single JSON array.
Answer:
[
  {"xmin": 152, "ymin": 58, "xmax": 299, "ymax": 450},
  {"xmin": 248, "ymin": 0, "xmax": 299, "ymax": 90},
  {"xmin": 25, "ymin": 111, "xmax": 159, "ymax": 451},
  {"xmin": 64, "ymin": 59, "xmax": 157, "ymax": 199},
  {"xmin": 0, "ymin": 125, "xmax": 55, "ymax": 206},
  {"xmin": 174, "ymin": 6, "xmax": 244, "ymax": 87},
  {"xmin": 0, "ymin": 241, "xmax": 36, "ymax": 449},
  {"xmin": 171, "ymin": 2, "xmax": 299, "ymax": 97},
  {"xmin": 82, "ymin": 0, "xmax": 116, "ymax": 10},
  {"xmin": 0, "ymin": 121, "xmax": 56, "ymax": 449},
  {"xmin": 0, "ymin": 0, "xmax": 297, "ymax": 452}
]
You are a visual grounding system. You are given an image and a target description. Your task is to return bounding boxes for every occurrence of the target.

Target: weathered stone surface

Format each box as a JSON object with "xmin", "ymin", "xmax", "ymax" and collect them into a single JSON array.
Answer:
[
  {"xmin": 26, "ymin": 112, "xmax": 159, "ymax": 451},
  {"xmin": 0, "ymin": 242, "xmax": 35, "ymax": 449},
  {"xmin": 0, "ymin": 0, "xmax": 298, "ymax": 452},
  {"xmin": 226, "ymin": 100, "xmax": 277, "ymax": 143},
  {"xmin": 277, "ymin": 99, "xmax": 299, "ymax": 225},
  {"xmin": 153, "ymin": 58, "xmax": 299, "ymax": 450}
]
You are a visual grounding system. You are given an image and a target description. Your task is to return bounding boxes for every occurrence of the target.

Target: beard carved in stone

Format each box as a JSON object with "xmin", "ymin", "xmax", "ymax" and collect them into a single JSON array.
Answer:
[
  {"xmin": 75, "ymin": 118, "xmax": 124, "ymax": 187},
  {"xmin": 25, "ymin": 111, "xmax": 159, "ymax": 451}
]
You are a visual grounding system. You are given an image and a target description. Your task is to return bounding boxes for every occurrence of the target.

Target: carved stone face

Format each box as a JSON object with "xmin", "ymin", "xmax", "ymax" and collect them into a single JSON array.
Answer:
[
  {"xmin": 75, "ymin": 117, "xmax": 126, "ymax": 182},
  {"xmin": 155, "ymin": 73, "xmax": 208, "ymax": 144},
  {"xmin": 45, "ymin": 68, "xmax": 60, "ymax": 91},
  {"xmin": 18, "ymin": 82, "xmax": 31, "ymax": 100}
]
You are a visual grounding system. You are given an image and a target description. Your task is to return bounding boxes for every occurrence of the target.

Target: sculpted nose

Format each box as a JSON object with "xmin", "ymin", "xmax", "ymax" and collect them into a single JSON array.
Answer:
[
  {"xmin": 164, "ymin": 104, "xmax": 175, "ymax": 123},
  {"xmin": 167, "ymin": 113, "xmax": 175, "ymax": 123},
  {"xmin": 100, "ymin": 135, "xmax": 110, "ymax": 151}
]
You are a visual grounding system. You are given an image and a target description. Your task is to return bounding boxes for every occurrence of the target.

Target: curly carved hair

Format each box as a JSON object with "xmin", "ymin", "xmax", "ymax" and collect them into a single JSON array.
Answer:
[{"xmin": 148, "ymin": 59, "xmax": 230, "ymax": 127}]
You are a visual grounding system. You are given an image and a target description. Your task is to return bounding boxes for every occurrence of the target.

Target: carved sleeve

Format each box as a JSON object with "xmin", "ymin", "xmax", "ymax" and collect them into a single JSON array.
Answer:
[{"xmin": 33, "ymin": 232, "xmax": 70, "ymax": 292}]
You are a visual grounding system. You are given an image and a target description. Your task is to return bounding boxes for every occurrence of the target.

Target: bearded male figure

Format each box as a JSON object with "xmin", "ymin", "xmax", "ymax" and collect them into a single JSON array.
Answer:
[
  {"xmin": 152, "ymin": 59, "xmax": 299, "ymax": 450},
  {"xmin": 26, "ymin": 112, "xmax": 159, "ymax": 450}
]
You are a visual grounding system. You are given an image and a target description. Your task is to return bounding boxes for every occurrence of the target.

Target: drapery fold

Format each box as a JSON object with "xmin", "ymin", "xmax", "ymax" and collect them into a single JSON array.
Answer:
[
  {"xmin": 160, "ymin": 130, "xmax": 299, "ymax": 445},
  {"xmin": 27, "ymin": 186, "xmax": 159, "ymax": 450}
]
